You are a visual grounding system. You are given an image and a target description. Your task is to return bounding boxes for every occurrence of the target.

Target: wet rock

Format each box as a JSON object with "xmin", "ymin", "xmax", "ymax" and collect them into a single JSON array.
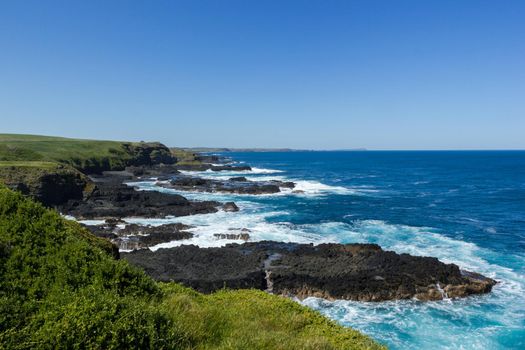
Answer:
[
  {"xmin": 223, "ymin": 202, "xmax": 240, "ymax": 212},
  {"xmin": 118, "ymin": 223, "xmax": 192, "ymax": 237},
  {"xmin": 122, "ymin": 241, "xmax": 497, "ymax": 301},
  {"xmin": 160, "ymin": 175, "xmax": 294, "ymax": 195},
  {"xmin": 84, "ymin": 225, "xmax": 119, "ymax": 240},
  {"xmin": 105, "ymin": 218, "xmax": 126, "ymax": 226},
  {"xmin": 270, "ymin": 180, "xmax": 295, "ymax": 189},
  {"xmin": 124, "ymin": 244, "xmax": 267, "ymax": 292},
  {"xmin": 209, "ymin": 165, "xmax": 252, "ymax": 172},
  {"xmin": 85, "ymin": 223, "xmax": 193, "ymax": 250},
  {"xmin": 175, "ymin": 164, "xmax": 252, "ymax": 172},
  {"xmin": 229, "ymin": 177, "xmax": 248, "ymax": 182},
  {"xmin": 59, "ymin": 181, "xmax": 220, "ymax": 219},
  {"xmin": 125, "ymin": 164, "xmax": 181, "ymax": 178},
  {"xmin": 214, "ymin": 232, "xmax": 250, "ymax": 241}
]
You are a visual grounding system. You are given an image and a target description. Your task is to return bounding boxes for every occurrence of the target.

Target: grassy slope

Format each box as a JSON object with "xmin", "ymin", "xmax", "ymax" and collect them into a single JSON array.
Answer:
[
  {"xmin": 170, "ymin": 148, "xmax": 203, "ymax": 165},
  {"xmin": 0, "ymin": 134, "xmax": 188, "ymax": 173},
  {"xmin": 0, "ymin": 186, "xmax": 384, "ymax": 349},
  {"xmin": 0, "ymin": 134, "xmax": 133, "ymax": 164}
]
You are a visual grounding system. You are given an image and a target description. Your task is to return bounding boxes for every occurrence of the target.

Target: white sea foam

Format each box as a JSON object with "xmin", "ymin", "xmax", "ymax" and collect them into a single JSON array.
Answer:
[
  {"xmin": 68, "ymin": 177, "xmax": 525, "ymax": 350},
  {"xmin": 77, "ymin": 219, "xmax": 107, "ymax": 226},
  {"xmin": 298, "ymin": 219, "xmax": 525, "ymax": 350},
  {"xmin": 129, "ymin": 176, "xmax": 374, "ymax": 198},
  {"xmin": 130, "ymin": 161, "xmax": 380, "ymax": 198},
  {"xmin": 179, "ymin": 167, "xmax": 283, "ymax": 177},
  {"xmin": 117, "ymin": 209, "xmax": 335, "ymax": 251},
  {"xmin": 67, "ymin": 154, "xmax": 525, "ymax": 350},
  {"xmin": 282, "ymin": 180, "xmax": 377, "ymax": 196},
  {"xmin": 251, "ymin": 167, "xmax": 285, "ymax": 174}
]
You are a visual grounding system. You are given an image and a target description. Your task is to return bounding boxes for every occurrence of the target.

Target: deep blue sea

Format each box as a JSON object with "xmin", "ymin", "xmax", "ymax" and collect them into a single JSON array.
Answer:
[{"xmin": 127, "ymin": 151, "xmax": 525, "ymax": 349}]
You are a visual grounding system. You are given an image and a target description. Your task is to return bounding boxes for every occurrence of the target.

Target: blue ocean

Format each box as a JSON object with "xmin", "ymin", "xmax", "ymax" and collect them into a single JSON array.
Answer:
[{"xmin": 129, "ymin": 151, "xmax": 525, "ymax": 349}]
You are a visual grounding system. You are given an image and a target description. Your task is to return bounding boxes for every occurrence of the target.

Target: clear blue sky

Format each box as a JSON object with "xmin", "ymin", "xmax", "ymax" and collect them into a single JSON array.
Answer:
[{"xmin": 1, "ymin": 0, "xmax": 524, "ymax": 149}]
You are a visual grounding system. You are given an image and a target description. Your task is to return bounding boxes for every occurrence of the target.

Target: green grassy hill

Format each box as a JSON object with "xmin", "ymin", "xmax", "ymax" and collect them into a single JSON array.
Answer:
[
  {"xmin": 0, "ymin": 185, "xmax": 384, "ymax": 349},
  {"xmin": 0, "ymin": 134, "xmax": 178, "ymax": 173}
]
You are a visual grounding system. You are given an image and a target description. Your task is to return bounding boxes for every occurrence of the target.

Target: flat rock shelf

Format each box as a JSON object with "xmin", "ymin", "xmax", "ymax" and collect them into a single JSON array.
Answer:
[{"xmin": 122, "ymin": 241, "xmax": 497, "ymax": 302}]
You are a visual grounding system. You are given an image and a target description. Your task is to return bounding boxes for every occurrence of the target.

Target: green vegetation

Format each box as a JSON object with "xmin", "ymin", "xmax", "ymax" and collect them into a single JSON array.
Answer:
[
  {"xmin": 170, "ymin": 148, "xmax": 203, "ymax": 165},
  {"xmin": 0, "ymin": 134, "xmax": 180, "ymax": 173},
  {"xmin": 0, "ymin": 185, "xmax": 384, "ymax": 349},
  {"xmin": 0, "ymin": 161, "xmax": 86, "ymax": 187},
  {"xmin": 0, "ymin": 161, "xmax": 65, "ymax": 169}
]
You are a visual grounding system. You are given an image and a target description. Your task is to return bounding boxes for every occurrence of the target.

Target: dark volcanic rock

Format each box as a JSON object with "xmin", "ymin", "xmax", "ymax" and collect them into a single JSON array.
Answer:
[
  {"xmin": 85, "ymin": 223, "xmax": 193, "ymax": 250},
  {"xmin": 213, "ymin": 233, "xmax": 250, "ymax": 241},
  {"xmin": 124, "ymin": 244, "xmax": 267, "ymax": 292},
  {"xmin": 84, "ymin": 224, "xmax": 119, "ymax": 240},
  {"xmin": 214, "ymin": 230, "xmax": 250, "ymax": 241},
  {"xmin": 222, "ymin": 202, "xmax": 240, "ymax": 212},
  {"xmin": 122, "ymin": 241, "xmax": 497, "ymax": 301},
  {"xmin": 159, "ymin": 175, "xmax": 294, "ymax": 195},
  {"xmin": 125, "ymin": 164, "xmax": 181, "ymax": 178},
  {"xmin": 266, "ymin": 243, "xmax": 495, "ymax": 301},
  {"xmin": 194, "ymin": 155, "xmax": 220, "ymax": 163},
  {"xmin": 0, "ymin": 164, "xmax": 90, "ymax": 207},
  {"xmin": 123, "ymin": 142, "xmax": 176, "ymax": 167},
  {"xmin": 270, "ymin": 180, "xmax": 295, "ymax": 189},
  {"xmin": 175, "ymin": 164, "xmax": 252, "ymax": 172},
  {"xmin": 229, "ymin": 177, "xmax": 248, "ymax": 182},
  {"xmin": 59, "ymin": 181, "xmax": 220, "ymax": 219},
  {"xmin": 114, "ymin": 223, "xmax": 193, "ymax": 250}
]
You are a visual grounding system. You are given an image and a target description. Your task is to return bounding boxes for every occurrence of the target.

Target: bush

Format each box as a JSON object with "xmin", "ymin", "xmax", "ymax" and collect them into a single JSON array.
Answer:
[{"xmin": 0, "ymin": 186, "xmax": 384, "ymax": 349}]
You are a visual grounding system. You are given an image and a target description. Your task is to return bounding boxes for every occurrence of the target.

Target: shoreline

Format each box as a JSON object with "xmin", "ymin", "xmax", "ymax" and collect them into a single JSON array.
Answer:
[
  {"xmin": 62, "ymin": 152, "xmax": 497, "ymax": 303},
  {"xmin": 2, "ymin": 135, "xmax": 521, "ymax": 349}
]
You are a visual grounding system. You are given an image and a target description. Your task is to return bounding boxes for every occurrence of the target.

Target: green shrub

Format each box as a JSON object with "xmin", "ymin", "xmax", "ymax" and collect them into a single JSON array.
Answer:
[{"xmin": 0, "ymin": 185, "xmax": 384, "ymax": 349}]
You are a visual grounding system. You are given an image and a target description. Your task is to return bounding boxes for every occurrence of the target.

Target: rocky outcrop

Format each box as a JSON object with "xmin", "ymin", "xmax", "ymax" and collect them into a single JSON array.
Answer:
[
  {"xmin": 0, "ymin": 163, "xmax": 91, "ymax": 206},
  {"xmin": 123, "ymin": 142, "xmax": 176, "ymax": 167},
  {"xmin": 124, "ymin": 244, "xmax": 267, "ymax": 291},
  {"xmin": 59, "ymin": 180, "xmax": 220, "ymax": 219},
  {"xmin": 194, "ymin": 155, "xmax": 220, "ymax": 163},
  {"xmin": 158, "ymin": 176, "xmax": 294, "ymax": 195},
  {"xmin": 85, "ymin": 222, "xmax": 193, "ymax": 250},
  {"xmin": 214, "ymin": 228, "xmax": 251, "ymax": 241},
  {"xmin": 222, "ymin": 202, "xmax": 240, "ymax": 212},
  {"xmin": 229, "ymin": 177, "xmax": 248, "ymax": 182},
  {"xmin": 174, "ymin": 164, "xmax": 252, "ymax": 172},
  {"xmin": 66, "ymin": 142, "xmax": 177, "ymax": 174},
  {"xmin": 125, "ymin": 164, "xmax": 180, "ymax": 178},
  {"xmin": 122, "ymin": 241, "xmax": 497, "ymax": 301}
]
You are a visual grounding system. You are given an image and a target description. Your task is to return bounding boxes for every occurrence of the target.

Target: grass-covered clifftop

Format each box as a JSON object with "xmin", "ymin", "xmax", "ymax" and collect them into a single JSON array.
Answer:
[
  {"xmin": 0, "ymin": 134, "xmax": 178, "ymax": 173},
  {"xmin": 0, "ymin": 185, "xmax": 384, "ymax": 349},
  {"xmin": 170, "ymin": 148, "xmax": 203, "ymax": 165}
]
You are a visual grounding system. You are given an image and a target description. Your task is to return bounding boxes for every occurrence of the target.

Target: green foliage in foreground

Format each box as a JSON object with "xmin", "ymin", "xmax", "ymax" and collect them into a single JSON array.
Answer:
[{"xmin": 0, "ymin": 186, "xmax": 385, "ymax": 349}]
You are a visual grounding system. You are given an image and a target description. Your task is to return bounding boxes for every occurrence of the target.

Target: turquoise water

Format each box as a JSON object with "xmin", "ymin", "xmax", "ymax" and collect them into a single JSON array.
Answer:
[{"xmin": 130, "ymin": 151, "xmax": 525, "ymax": 349}]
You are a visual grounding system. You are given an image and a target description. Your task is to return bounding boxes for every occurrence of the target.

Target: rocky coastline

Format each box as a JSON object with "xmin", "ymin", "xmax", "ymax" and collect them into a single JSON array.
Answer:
[
  {"xmin": 1, "ymin": 145, "xmax": 498, "ymax": 302},
  {"xmin": 122, "ymin": 241, "xmax": 496, "ymax": 302},
  {"xmin": 158, "ymin": 175, "xmax": 296, "ymax": 195}
]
